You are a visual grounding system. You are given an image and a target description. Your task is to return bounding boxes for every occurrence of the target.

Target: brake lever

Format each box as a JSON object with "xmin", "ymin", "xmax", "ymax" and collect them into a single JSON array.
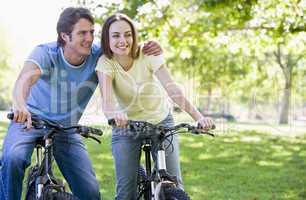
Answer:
[
  {"xmin": 87, "ymin": 135, "xmax": 101, "ymax": 143},
  {"xmin": 21, "ymin": 119, "xmax": 46, "ymax": 130},
  {"xmin": 90, "ymin": 127, "xmax": 103, "ymax": 136},
  {"xmin": 191, "ymin": 128, "xmax": 215, "ymax": 137}
]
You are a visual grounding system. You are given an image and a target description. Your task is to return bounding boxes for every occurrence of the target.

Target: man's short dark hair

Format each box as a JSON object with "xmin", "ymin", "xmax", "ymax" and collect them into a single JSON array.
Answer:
[{"xmin": 57, "ymin": 7, "xmax": 94, "ymax": 47}]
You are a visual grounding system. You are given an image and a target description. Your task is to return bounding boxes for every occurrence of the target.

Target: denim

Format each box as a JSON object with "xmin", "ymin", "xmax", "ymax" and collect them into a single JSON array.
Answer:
[
  {"xmin": 0, "ymin": 122, "xmax": 101, "ymax": 200},
  {"xmin": 112, "ymin": 114, "xmax": 183, "ymax": 200}
]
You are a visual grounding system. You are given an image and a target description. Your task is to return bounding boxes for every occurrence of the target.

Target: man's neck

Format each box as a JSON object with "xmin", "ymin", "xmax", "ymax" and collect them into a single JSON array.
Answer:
[{"xmin": 62, "ymin": 47, "xmax": 86, "ymax": 66}]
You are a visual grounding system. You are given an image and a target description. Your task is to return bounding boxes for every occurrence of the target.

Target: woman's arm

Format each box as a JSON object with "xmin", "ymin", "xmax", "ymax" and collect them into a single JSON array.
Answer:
[
  {"xmin": 97, "ymin": 71, "xmax": 128, "ymax": 127},
  {"xmin": 155, "ymin": 65, "xmax": 214, "ymax": 128}
]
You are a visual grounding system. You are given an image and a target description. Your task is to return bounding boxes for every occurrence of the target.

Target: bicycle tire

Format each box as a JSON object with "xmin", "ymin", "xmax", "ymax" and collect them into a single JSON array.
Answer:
[
  {"xmin": 138, "ymin": 165, "xmax": 147, "ymax": 182},
  {"xmin": 25, "ymin": 166, "xmax": 39, "ymax": 200},
  {"xmin": 157, "ymin": 185, "xmax": 190, "ymax": 200},
  {"xmin": 137, "ymin": 165, "xmax": 150, "ymax": 200},
  {"xmin": 40, "ymin": 189, "xmax": 80, "ymax": 200}
]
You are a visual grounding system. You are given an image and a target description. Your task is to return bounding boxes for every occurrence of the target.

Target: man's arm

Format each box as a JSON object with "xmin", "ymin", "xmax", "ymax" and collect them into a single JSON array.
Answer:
[{"xmin": 12, "ymin": 61, "xmax": 41, "ymax": 128}]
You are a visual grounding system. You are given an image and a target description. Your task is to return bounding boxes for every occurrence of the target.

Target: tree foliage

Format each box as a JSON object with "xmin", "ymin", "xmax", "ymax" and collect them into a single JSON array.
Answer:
[
  {"xmin": 74, "ymin": 0, "xmax": 306, "ymax": 123},
  {"xmin": 0, "ymin": 25, "xmax": 13, "ymax": 109}
]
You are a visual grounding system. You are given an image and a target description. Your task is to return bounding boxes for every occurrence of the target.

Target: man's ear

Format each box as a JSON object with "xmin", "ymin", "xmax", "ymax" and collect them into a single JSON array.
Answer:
[{"xmin": 60, "ymin": 32, "xmax": 69, "ymax": 43}]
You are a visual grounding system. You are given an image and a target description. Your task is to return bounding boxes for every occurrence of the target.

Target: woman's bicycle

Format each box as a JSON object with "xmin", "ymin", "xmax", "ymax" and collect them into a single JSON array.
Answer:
[
  {"xmin": 7, "ymin": 113, "xmax": 103, "ymax": 200},
  {"xmin": 108, "ymin": 119, "xmax": 215, "ymax": 200}
]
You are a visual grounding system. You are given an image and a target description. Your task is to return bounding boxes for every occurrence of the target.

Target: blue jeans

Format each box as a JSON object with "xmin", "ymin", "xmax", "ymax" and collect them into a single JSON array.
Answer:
[
  {"xmin": 112, "ymin": 114, "xmax": 183, "ymax": 200},
  {"xmin": 0, "ymin": 122, "xmax": 101, "ymax": 200}
]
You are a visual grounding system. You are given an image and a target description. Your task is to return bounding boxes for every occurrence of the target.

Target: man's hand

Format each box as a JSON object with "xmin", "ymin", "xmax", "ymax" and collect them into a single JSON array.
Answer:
[
  {"xmin": 12, "ymin": 103, "xmax": 32, "ymax": 129},
  {"xmin": 142, "ymin": 41, "xmax": 163, "ymax": 56},
  {"xmin": 13, "ymin": 107, "xmax": 32, "ymax": 130}
]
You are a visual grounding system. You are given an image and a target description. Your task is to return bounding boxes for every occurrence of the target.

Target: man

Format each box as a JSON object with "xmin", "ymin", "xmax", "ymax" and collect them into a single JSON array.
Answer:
[{"xmin": 0, "ymin": 7, "xmax": 161, "ymax": 200}]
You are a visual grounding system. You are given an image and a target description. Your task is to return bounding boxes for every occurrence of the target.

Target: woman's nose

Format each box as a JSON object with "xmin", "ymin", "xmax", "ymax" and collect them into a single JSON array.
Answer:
[{"xmin": 118, "ymin": 35, "xmax": 126, "ymax": 43}]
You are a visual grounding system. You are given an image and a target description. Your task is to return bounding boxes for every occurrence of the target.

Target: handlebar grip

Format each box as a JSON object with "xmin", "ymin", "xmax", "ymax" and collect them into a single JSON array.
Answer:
[
  {"xmin": 7, "ymin": 113, "xmax": 14, "ymax": 120},
  {"xmin": 197, "ymin": 123, "xmax": 216, "ymax": 130},
  {"xmin": 108, "ymin": 119, "xmax": 116, "ymax": 126}
]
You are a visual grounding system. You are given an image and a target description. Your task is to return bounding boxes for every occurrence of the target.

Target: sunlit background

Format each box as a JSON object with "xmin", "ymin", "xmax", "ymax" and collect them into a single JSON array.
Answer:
[
  {"xmin": 0, "ymin": 0, "xmax": 74, "ymax": 65},
  {"xmin": 0, "ymin": 1, "xmax": 306, "ymax": 199},
  {"xmin": 0, "ymin": 0, "xmax": 305, "ymax": 128}
]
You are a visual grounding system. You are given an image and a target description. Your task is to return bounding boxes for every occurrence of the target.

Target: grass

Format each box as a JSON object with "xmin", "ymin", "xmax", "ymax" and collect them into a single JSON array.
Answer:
[{"xmin": 0, "ymin": 120, "xmax": 306, "ymax": 200}]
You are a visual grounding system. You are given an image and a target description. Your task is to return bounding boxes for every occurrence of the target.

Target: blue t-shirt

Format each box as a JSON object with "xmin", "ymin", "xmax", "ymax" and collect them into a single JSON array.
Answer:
[{"xmin": 26, "ymin": 42, "xmax": 101, "ymax": 126}]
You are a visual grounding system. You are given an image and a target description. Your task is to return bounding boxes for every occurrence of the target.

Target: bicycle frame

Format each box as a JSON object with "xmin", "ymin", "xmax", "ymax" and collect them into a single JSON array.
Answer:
[
  {"xmin": 27, "ymin": 130, "xmax": 66, "ymax": 199},
  {"xmin": 108, "ymin": 119, "xmax": 214, "ymax": 200},
  {"xmin": 7, "ymin": 112, "xmax": 103, "ymax": 200},
  {"xmin": 138, "ymin": 135, "xmax": 178, "ymax": 200}
]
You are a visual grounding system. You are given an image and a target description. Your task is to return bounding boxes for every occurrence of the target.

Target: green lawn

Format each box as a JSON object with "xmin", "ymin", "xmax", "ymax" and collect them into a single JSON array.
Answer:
[{"xmin": 0, "ymin": 121, "xmax": 306, "ymax": 200}]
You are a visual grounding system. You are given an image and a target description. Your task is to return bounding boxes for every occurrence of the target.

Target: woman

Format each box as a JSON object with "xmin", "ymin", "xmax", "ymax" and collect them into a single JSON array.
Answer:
[{"xmin": 96, "ymin": 13, "xmax": 214, "ymax": 200}]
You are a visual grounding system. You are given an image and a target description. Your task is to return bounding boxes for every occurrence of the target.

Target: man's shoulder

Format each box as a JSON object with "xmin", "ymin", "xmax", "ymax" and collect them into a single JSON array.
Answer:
[
  {"xmin": 35, "ymin": 42, "xmax": 58, "ymax": 50},
  {"xmin": 32, "ymin": 42, "xmax": 60, "ymax": 57},
  {"xmin": 91, "ymin": 43, "xmax": 102, "ymax": 56}
]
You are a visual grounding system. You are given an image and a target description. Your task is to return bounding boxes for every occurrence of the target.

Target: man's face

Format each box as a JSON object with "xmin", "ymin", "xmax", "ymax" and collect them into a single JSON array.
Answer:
[{"xmin": 63, "ymin": 18, "xmax": 94, "ymax": 57}]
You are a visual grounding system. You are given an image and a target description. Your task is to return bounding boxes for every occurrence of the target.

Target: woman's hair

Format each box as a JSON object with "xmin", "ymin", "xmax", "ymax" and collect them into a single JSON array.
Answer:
[
  {"xmin": 57, "ymin": 7, "xmax": 94, "ymax": 47},
  {"xmin": 101, "ymin": 13, "xmax": 139, "ymax": 59}
]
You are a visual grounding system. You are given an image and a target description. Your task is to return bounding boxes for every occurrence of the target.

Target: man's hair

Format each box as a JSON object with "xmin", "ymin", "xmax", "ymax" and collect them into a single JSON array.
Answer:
[
  {"xmin": 101, "ymin": 13, "xmax": 139, "ymax": 59},
  {"xmin": 57, "ymin": 7, "xmax": 94, "ymax": 47}
]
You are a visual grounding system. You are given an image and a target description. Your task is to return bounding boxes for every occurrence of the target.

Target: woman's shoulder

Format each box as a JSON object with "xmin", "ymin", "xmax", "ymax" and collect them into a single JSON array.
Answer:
[{"xmin": 98, "ymin": 54, "xmax": 115, "ymax": 65}]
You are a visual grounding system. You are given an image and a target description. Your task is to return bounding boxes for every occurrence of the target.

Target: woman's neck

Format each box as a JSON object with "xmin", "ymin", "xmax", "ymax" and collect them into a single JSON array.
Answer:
[{"xmin": 114, "ymin": 55, "xmax": 133, "ymax": 71}]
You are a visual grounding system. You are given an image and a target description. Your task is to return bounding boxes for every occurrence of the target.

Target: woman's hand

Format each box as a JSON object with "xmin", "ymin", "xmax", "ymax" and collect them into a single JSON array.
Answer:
[
  {"xmin": 113, "ymin": 113, "xmax": 129, "ymax": 128},
  {"xmin": 197, "ymin": 116, "xmax": 214, "ymax": 130}
]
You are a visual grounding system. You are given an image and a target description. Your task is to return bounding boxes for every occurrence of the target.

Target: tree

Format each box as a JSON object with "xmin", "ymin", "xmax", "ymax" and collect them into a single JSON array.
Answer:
[
  {"xmin": 75, "ymin": 0, "xmax": 306, "ymax": 123},
  {"xmin": 247, "ymin": 0, "xmax": 306, "ymax": 123},
  {"xmin": 0, "ymin": 25, "xmax": 13, "ymax": 109}
]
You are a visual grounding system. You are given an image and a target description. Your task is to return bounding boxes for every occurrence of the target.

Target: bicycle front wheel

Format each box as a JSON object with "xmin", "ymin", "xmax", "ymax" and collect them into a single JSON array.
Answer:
[
  {"xmin": 40, "ymin": 189, "xmax": 80, "ymax": 200},
  {"xmin": 25, "ymin": 166, "xmax": 39, "ymax": 200},
  {"xmin": 157, "ymin": 186, "xmax": 190, "ymax": 200}
]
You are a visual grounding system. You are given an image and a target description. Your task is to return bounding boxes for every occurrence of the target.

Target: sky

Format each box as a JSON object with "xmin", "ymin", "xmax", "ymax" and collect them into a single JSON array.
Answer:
[{"xmin": 0, "ymin": 0, "xmax": 75, "ymax": 65}]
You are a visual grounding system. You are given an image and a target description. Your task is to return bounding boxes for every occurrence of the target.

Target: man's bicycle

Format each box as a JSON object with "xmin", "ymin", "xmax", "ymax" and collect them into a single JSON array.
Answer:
[
  {"xmin": 7, "ymin": 113, "xmax": 103, "ymax": 200},
  {"xmin": 108, "ymin": 119, "xmax": 215, "ymax": 200}
]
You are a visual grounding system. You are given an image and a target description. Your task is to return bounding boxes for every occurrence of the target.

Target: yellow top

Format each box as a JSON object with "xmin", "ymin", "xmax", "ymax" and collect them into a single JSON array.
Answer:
[{"xmin": 96, "ymin": 50, "xmax": 170, "ymax": 124}]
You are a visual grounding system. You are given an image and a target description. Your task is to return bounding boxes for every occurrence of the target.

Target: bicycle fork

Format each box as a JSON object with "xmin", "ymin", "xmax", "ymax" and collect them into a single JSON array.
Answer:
[
  {"xmin": 35, "ymin": 138, "xmax": 52, "ymax": 199},
  {"xmin": 34, "ymin": 143, "xmax": 43, "ymax": 199},
  {"xmin": 143, "ymin": 142, "xmax": 173, "ymax": 200}
]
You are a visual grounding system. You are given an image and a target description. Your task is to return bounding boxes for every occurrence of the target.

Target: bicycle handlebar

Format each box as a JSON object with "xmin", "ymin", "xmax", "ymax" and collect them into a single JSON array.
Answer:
[
  {"xmin": 7, "ymin": 113, "xmax": 103, "ymax": 143},
  {"xmin": 107, "ymin": 119, "xmax": 215, "ymax": 137}
]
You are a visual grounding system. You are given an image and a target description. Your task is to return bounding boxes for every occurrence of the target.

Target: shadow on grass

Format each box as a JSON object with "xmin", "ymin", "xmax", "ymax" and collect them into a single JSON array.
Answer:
[
  {"xmin": 180, "ymin": 130, "xmax": 306, "ymax": 200},
  {"xmin": 0, "ymin": 122, "xmax": 305, "ymax": 200}
]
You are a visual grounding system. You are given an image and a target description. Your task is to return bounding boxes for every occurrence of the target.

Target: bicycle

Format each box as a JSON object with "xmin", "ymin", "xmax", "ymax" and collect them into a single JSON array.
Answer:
[
  {"xmin": 108, "ymin": 119, "xmax": 215, "ymax": 200},
  {"xmin": 7, "ymin": 113, "xmax": 103, "ymax": 200}
]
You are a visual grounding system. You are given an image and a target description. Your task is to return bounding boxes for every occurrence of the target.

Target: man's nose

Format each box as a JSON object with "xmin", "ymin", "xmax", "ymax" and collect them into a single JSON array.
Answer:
[{"xmin": 85, "ymin": 32, "xmax": 94, "ymax": 42}]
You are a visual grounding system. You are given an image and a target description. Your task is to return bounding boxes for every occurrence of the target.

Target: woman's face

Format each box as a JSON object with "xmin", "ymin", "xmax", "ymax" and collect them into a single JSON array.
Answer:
[{"xmin": 109, "ymin": 20, "xmax": 133, "ymax": 57}]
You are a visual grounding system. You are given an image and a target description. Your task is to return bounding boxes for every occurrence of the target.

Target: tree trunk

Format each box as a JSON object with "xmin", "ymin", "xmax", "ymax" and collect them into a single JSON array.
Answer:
[
  {"xmin": 275, "ymin": 44, "xmax": 294, "ymax": 124},
  {"xmin": 279, "ymin": 82, "xmax": 291, "ymax": 124},
  {"xmin": 205, "ymin": 87, "xmax": 212, "ymax": 113}
]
